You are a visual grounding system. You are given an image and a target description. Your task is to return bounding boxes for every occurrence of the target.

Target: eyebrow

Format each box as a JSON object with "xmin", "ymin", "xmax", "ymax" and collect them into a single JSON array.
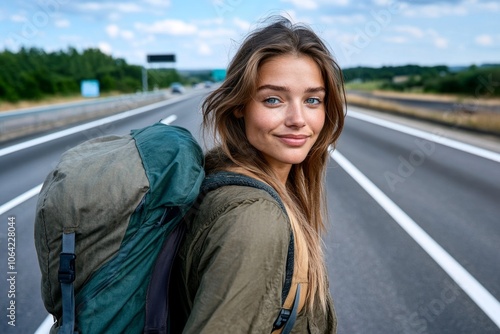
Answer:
[{"xmin": 257, "ymin": 84, "xmax": 326, "ymax": 93}]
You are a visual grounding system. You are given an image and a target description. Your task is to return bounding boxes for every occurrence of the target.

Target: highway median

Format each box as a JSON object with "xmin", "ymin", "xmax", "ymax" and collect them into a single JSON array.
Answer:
[
  {"xmin": 346, "ymin": 91, "xmax": 500, "ymax": 136},
  {"xmin": 0, "ymin": 90, "xmax": 177, "ymax": 143}
]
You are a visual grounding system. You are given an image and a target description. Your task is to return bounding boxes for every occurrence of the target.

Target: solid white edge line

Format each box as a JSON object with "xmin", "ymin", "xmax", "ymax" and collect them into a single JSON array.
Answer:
[
  {"xmin": 330, "ymin": 149, "xmax": 500, "ymax": 329},
  {"xmin": 0, "ymin": 183, "xmax": 43, "ymax": 216},
  {"xmin": 29, "ymin": 114, "xmax": 178, "ymax": 334},
  {"xmin": 348, "ymin": 109, "xmax": 500, "ymax": 163},
  {"xmin": 0, "ymin": 95, "xmax": 187, "ymax": 158},
  {"xmin": 34, "ymin": 315, "xmax": 54, "ymax": 334}
]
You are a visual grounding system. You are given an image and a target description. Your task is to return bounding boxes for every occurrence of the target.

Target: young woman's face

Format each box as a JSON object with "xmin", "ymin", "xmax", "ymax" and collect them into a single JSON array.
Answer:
[{"xmin": 239, "ymin": 54, "xmax": 326, "ymax": 181}]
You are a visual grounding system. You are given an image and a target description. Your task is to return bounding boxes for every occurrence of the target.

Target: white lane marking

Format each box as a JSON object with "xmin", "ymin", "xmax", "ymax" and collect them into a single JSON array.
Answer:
[
  {"xmin": 0, "ymin": 183, "xmax": 43, "ymax": 216},
  {"xmin": 161, "ymin": 114, "xmax": 177, "ymax": 124},
  {"xmin": 348, "ymin": 109, "xmax": 500, "ymax": 163},
  {"xmin": 0, "ymin": 96, "xmax": 186, "ymax": 158},
  {"xmin": 28, "ymin": 114, "xmax": 178, "ymax": 333},
  {"xmin": 330, "ymin": 149, "xmax": 500, "ymax": 329},
  {"xmin": 34, "ymin": 315, "xmax": 54, "ymax": 334}
]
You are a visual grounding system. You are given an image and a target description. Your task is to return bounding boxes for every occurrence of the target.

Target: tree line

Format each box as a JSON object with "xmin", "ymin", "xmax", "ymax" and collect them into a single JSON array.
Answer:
[
  {"xmin": 1, "ymin": 48, "xmax": 499, "ymax": 103},
  {"xmin": 343, "ymin": 64, "xmax": 500, "ymax": 97},
  {"xmin": 0, "ymin": 47, "xmax": 183, "ymax": 102}
]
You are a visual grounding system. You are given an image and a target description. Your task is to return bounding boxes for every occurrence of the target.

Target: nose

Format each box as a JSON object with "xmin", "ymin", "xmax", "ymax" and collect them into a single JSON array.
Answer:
[{"xmin": 285, "ymin": 101, "xmax": 306, "ymax": 128}]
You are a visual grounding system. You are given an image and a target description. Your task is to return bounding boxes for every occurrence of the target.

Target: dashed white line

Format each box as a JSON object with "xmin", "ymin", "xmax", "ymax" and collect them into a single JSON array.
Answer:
[
  {"xmin": 0, "ymin": 183, "xmax": 43, "ymax": 216},
  {"xmin": 330, "ymin": 149, "xmax": 500, "ymax": 329},
  {"xmin": 160, "ymin": 114, "xmax": 177, "ymax": 124}
]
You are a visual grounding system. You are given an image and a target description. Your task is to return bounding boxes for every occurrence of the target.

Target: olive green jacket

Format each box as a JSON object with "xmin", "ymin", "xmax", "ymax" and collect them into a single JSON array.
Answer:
[{"xmin": 171, "ymin": 183, "xmax": 337, "ymax": 333}]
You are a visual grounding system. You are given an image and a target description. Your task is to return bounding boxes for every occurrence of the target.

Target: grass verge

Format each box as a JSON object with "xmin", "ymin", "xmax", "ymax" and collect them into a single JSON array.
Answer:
[{"xmin": 346, "ymin": 93, "xmax": 500, "ymax": 136}]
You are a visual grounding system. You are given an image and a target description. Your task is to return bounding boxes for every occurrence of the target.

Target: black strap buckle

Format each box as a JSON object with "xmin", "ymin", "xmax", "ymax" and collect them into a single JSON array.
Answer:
[
  {"xmin": 58, "ymin": 253, "xmax": 76, "ymax": 284},
  {"xmin": 273, "ymin": 309, "xmax": 291, "ymax": 330}
]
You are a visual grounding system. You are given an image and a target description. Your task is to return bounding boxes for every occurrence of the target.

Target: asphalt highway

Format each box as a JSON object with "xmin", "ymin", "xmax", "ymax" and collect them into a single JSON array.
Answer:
[{"xmin": 0, "ymin": 91, "xmax": 499, "ymax": 333}]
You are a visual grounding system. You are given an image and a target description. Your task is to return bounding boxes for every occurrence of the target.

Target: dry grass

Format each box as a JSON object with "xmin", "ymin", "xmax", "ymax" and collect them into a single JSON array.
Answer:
[
  {"xmin": 346, "ymin": 93, "xmax": 500, "ymax": 135},
  {"xmin": 0, "ymin": 91, "xmax": 131, "ymax": 113},
  {"xmin": 370, "ymin": 90, "xmax": 500, "ymax": 106}
]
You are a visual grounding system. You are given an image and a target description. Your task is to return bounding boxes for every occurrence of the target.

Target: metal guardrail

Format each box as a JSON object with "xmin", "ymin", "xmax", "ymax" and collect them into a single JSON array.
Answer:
[{"xmin": 0, "ymin": 91, "xmax": 170, "ymax": 142}]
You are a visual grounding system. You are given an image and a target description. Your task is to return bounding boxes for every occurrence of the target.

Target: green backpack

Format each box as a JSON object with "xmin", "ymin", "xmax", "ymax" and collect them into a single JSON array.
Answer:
[
  {"xmin": 34, "ymin": 123, "xmax": 205, "ymax": 333},
  {"xmin": 35, "ymin": 122, "xmax": 300, "ymax": 334}
]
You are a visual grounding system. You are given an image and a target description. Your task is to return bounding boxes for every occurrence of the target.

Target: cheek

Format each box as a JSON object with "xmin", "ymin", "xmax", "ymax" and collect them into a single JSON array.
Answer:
[
  {"xmin": 310, "ymin": 110, "xmax": 326, "ymax": 135},
  {"xmin": 245, "ymin": 115, "xmax": 270, "ymax": 142}
]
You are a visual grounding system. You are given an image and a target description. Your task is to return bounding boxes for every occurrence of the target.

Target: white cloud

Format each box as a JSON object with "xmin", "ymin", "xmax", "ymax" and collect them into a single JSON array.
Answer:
[
  {"xmin": 320, "ymin": 14, "xmax": 365, "ymax": 25},
  {"xmin": 325, "ymin": 0, "xmax": 349, "ymax": 5},
  {"xmin": 475, "ymin": 34, "xmax": 494, "ymax": 46},
  {"xmin": 197, "ymin": 28, "xmax": 234, "ymax": 39},
  {"xmin": 121, "ymin": 30, "xmax": 134, "ymax": 40},
  {"xmin": 196, "ymin": 18, "xmax": 224, "ymax": 26},
  {"xmin": 118, "ymin": 49, "xmax": 148, "ymax": 66},
  {"xmin": 427, "ymin": 30, "xmax": 449, "ymax": 49},
  {"xmin": 282, "ymin": 0, "xmax": 318, "ymax": 10},
  {"xmin": 59, "ymin": 35, "xmax": 83, "ymax": 44},
  {"xmin": 106, "ymin": 24, "xmax": 135, "ymax": 40},
  {"xmin": 198, "ymin": 42, "xmax": 212, "ymax": 56},
  {"xmin": 281, "ymin": 10, "xmax": 314, "ymax": 26},
  {"xmin": 135, "ymin": 19, "xmax": 197, "ymax": 35},
  {"xmin": 384, "ymin": 36, "xmax": 407, "ymax": 44},
  {"xmin": 402, "ymin": 4, "xmax": 468, "ymax": 18},
  {"xmin": 475, "ymin": 1, "xmax": 500, "ymax": 12},
  {"xmin": 115, "ymin": 3, "xmax": 143, "ymax": 12},
  {"xmin": 98, "ymin": 42, "xmax": 112, "ymax": 54},
  {"xmin": 233, "ymin": 17, "xmax": 251, "ymax": 31},
  {"xmin": 11, "ymin": 14, "xmax": 27, "ymax": 22},
  {"xmin": 130, "ymin": 35, "xmax": 156, "ymax": 48},
  {"xmin": 282, "ymin": 0, "xmax": 349, "ymax": 9},
  {"xmin": 393, "ymin": 26, "xmax": 425, "ymax": 39},
  {"xmin": 372, "ymin": 0, "xmax": 393, "ymax": 5},
  {"xmin": 142, "ymin": 0, "xmax": 171, "ymax": 7},
  {"xmin": 388, "ymin": 26, "xmax": 450, "ymax": 49},
  {"xmin": 434, "ymin": 38, "xmax": 448, "ymax": 49},
  {"xmin": 75, "ymin": 2, "xmax": 142, "ymax": 13},
  {"xmin": 54, "ymin": 19, "xmax": 70, "ymax": 28},
  {"xmin": 106, "ymin": 24, "xmax": 120, "ymax": 38}
]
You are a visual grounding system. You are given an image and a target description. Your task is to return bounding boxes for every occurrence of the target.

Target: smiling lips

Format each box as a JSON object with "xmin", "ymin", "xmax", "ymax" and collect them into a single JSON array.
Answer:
[{"xmin": 276, "ymin": 134, "xmax": 310, "ymax": 147}]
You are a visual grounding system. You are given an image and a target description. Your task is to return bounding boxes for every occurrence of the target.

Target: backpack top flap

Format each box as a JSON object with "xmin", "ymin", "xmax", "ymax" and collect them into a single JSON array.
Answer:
[
  {"xmin": 35, "ymin": 133, "xmax": 150, "ymax": 316},
  {"xmin": 130, "ymin": 123, "xmax": 205, "ymax": 214}
]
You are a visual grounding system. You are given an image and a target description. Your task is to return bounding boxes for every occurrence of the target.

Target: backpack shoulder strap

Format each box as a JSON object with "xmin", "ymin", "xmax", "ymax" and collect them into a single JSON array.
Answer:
[
  {"xmin": 144, "ymin": 219, "xmax": 185, "ymax": 334},
  {"xmin": 202, "ymin": 171, "xmax": 287, "ymax": 213},
  {"xmin": 202, "ymin": 171, "xmax": 297, "ymax": 333},
  {"xmin": 58, "ymin": 232, "xmax": 77, "ymax": 334}
]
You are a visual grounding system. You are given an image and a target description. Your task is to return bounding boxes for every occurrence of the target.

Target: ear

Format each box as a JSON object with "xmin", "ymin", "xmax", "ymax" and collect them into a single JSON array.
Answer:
[{"xmin": 233, "ymin": 107, "xmax": 244, "ymax": 118}]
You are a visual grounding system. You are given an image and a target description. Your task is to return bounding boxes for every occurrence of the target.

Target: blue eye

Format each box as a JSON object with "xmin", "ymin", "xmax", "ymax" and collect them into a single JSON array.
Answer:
[
  {"xmin": 306, "ymin": 97, "xmax": 321, "ymax": 105},
  {"xmin": 264, "ymin": 97, "xmax": 280, "ymax": 105}
]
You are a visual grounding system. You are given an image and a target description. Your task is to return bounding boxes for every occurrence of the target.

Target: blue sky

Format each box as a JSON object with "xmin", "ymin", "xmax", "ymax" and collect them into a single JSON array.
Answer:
[{"xmin": 1, "ymin": 0, "xmax": 499, "ymax": 70}]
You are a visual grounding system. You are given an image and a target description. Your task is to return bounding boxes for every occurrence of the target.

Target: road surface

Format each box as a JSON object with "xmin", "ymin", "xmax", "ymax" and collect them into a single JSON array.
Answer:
[{"xmin": 1, "ymin": 91, "xmax": 499, "ymax": 333}]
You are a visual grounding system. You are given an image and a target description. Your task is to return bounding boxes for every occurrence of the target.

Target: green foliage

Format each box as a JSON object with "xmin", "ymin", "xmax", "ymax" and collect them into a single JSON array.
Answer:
[
  {"xmin": 423, "ymin": 67, "xmax": 500, "ymax": 96},
  {"xmin": 343, "ymin": 65, "xmax": 448, "ymax": 83},
  {"xmin": 147, "ymin": 68, "xmax": 182, "ymax": 90},
  {"xmin": 0, "ymin": 47, "xmax": 184, "ymax": 102},
  {"xmin": 343, "ymin": 64, "xmax": 500, "ymax": 96}
]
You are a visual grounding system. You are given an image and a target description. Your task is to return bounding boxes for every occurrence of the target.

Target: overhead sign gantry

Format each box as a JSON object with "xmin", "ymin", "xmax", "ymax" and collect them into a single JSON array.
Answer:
[{"xmin": 143, "ymin": 54, "xmax": 176, "ymax": 92}]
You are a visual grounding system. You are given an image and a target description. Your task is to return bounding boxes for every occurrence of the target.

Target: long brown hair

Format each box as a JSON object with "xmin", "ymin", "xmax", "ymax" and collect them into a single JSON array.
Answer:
[{"xmin": 202, "ymin": 16, "xmax": 345, "ymax": 310}]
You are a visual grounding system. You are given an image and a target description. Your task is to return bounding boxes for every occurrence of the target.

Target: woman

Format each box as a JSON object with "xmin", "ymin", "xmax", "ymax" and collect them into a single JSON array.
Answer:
[{"xmin": 171, "ymin": 16, "xmax": 345, "ymax": 333}]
